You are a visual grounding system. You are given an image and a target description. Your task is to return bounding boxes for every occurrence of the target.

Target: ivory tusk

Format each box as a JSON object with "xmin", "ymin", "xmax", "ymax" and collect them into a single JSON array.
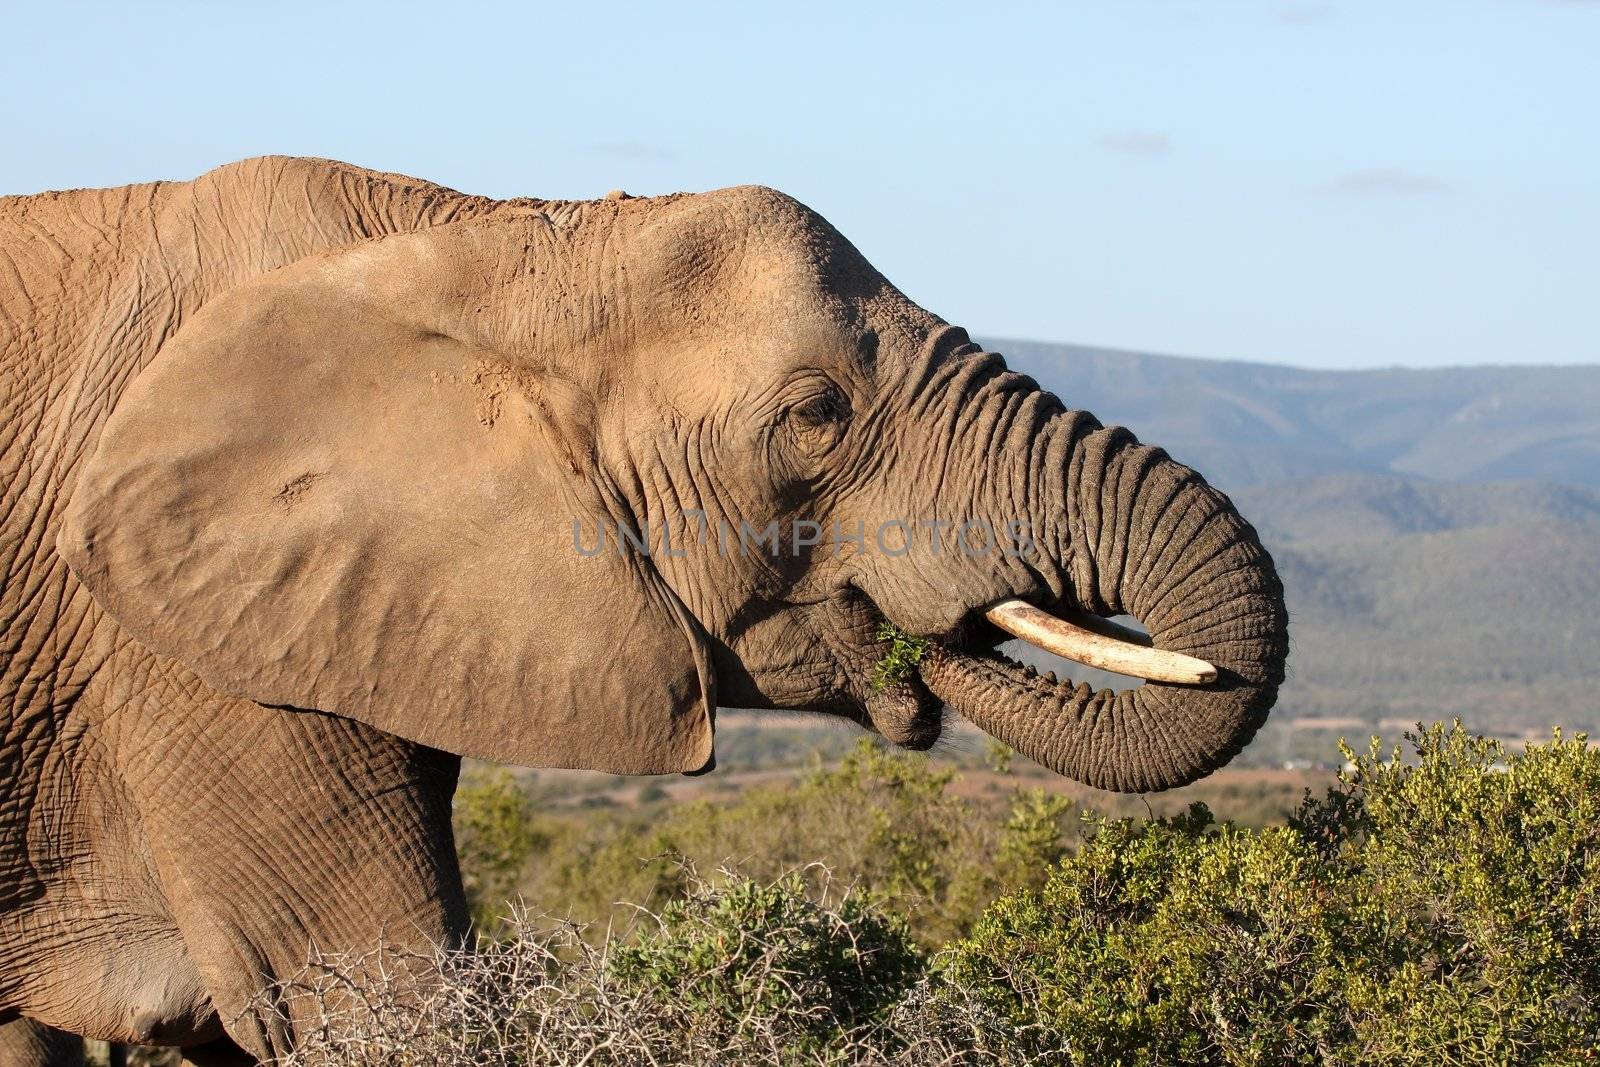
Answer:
[{"xmin": 983, "ymin": 599, "xmax": 1217, "ymax": 685}]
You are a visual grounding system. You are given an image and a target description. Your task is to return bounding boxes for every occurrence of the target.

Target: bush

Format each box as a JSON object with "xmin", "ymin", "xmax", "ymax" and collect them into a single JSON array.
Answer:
[
  {"xmin": 513, "ymin": 740, "xmax": 1072, "ymax": 944},
  {"xmin": 262, "ymin": 723, "xmax": 1600, "ymax": 1064},
  {"xmin": 939, "ymin": 721, "xmax": 1600, "ymax": 1065},
  {"xmin": 453, "ymin": 766, "xmax": 548, "ymax": 932},
  {"xmin": 609, "ymin": 869, "xmax": 923, "ymax": 1053},
  {"xmin": 266, "ymin": 870, "xmax": 1020, "ymax": 1066}
]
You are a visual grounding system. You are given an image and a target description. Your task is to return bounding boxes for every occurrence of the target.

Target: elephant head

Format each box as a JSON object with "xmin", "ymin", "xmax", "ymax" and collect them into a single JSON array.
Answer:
[{"xmin": 60, "ymin": 184, "xmax": 1287, "ymax": 792}]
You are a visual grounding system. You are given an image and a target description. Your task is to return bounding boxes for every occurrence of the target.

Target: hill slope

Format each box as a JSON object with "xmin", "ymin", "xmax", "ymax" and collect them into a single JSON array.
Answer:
[
  {"xmin": 992, "ymin": 339, "xmax": 1600, "ymax": 493},
  {"xmin": 1236, "ymin": 476, "xmax": 1600, "ymax": 733}
]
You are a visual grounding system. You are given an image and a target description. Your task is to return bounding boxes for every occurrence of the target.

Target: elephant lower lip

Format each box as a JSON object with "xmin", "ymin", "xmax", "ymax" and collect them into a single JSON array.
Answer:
[
  {"xmin": 863, "ymin": 668, "xmax": 943, "ymax": 749},
  {"xmin": 844, "ymin": 599, "xmax": 945, "ymax": 749}
]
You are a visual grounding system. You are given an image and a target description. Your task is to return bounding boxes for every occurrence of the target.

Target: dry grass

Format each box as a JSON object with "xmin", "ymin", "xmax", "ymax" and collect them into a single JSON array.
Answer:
[{"xmin": 259, "ymin": 875, "xmax": 1056, "ymax": 1066}]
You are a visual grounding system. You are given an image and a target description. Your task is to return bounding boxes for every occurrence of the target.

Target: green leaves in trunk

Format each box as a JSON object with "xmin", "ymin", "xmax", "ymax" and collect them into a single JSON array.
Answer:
[{"xmin": 870, "ymin": 622, "xmax": 932, "ymax": 692}]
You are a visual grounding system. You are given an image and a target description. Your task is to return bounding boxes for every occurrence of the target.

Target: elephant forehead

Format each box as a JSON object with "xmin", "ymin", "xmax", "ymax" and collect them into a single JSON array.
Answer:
[
  {"xmin": 622, "ymin": 313, "xmax": 866, "ymax": 425},
  {"xmin": 631, "ymin": 241, "xmax": 842, "ymax": 338},
  {"xmin": 622, "ymin": 188, "xmax": 857, "ymax": 305},
  {"xmin": 624, "ymin": 194, "xmax": 940, "ymax": 367}
]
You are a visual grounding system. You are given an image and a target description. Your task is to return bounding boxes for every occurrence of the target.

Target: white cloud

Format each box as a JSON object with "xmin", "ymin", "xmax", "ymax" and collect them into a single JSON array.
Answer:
[
  {"xmin": 1321, "ymin": 169, "xmax": 1452, "ymax": 196},
  {"xmin": 1278, "ymin": 4, "xmax": 1337, "ymax": 25},
  {"xmin": 1098, "ymin": 131, "xmax": 1171, "ymax": 157}
]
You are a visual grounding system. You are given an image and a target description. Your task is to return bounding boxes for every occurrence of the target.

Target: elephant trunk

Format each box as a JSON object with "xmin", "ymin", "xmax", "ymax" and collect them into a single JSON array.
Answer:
[{"xmin": 920, "ymin": 415, "xmax": 1289, "ymax": 793}]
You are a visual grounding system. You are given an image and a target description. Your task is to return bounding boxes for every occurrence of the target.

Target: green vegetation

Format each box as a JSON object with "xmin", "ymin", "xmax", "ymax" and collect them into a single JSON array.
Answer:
[
  {"xmin": 609, "ymin": 874, "xmax": 923, "ymax": 1054},
  {"xmin": 942, "ymin": 722, "xmax": 1600, "ymax": 1064},
  {"xmin": 870, "ymin": 622, "xmax": 932, "ymax": 691},
  {"xmin": 453, "ymin": 766, "xmax": 548, "ymax": 930},
  {"xmin": 413, "ymin": 722, "xmax": 1600, "ymax": 1065},
  {"xmin": 463, "ymin": 725, "xmax": 1326, "ymax": 944},
  {"xmin": 493, "ymin": 740, "xmax": 1070, "ymax": 945}
]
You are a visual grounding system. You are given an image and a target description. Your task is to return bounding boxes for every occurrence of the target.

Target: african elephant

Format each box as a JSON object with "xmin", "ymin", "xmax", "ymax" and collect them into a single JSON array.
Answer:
[{"xmin": 0, "ymin": 157, "xmax": 1287, "ymax": 1062}]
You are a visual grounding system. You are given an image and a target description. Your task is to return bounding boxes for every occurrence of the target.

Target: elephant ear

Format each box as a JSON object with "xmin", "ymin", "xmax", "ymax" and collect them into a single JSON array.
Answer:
[{"xmin": 59, "ymin": 239, "xmax": 715, "ymax": 774}]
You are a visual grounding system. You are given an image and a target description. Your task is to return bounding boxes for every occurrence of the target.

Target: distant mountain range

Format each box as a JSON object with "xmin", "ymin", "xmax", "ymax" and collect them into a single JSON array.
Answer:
[
  {"xmin": 982, "ymin": 339, "xmax": 1600, "ymax": 742},
  {"xmin": 993, "ymin": 339, "xmax": 1600, "ymax": 493}
]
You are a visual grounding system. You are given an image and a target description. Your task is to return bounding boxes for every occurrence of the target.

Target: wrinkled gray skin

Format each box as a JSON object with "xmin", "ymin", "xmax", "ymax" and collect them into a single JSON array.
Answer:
[{"xmin": 0, "ymin": 158, "xmax": 1287, "ymax": 1063}]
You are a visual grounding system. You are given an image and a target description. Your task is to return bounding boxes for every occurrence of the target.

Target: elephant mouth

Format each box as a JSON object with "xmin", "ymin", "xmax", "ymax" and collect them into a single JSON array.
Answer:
[{"xmin": 859, "ymin": 669, "xmax": 943, "ymax": 750}]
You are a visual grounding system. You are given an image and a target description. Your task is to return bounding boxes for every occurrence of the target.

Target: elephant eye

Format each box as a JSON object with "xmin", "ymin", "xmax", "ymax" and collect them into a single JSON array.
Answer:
[
  {"xmin": 790, "ymin": 386, "xmax": 850, "ymax": 428},
  {"xmin": 783, "ymin": 383, "xmax": 851, "ymax": 464}
]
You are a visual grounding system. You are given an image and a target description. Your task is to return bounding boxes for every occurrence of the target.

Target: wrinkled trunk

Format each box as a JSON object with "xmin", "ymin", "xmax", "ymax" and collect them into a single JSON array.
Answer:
[{"xmin": 922, "ymin": 414, "xmax": 1289, "ymax": 793}]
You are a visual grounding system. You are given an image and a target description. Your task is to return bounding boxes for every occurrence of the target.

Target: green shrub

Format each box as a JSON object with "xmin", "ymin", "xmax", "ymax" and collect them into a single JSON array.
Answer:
[
  {"xmin": 515, "ymin": 740, "xmax": 1071, "ymax": 944},
  {"xmin": 1313, "ymin": 723, "xmax": 1600, "ymax": 1063},
  {"xmin": 453, "ymin": 766, "xmax": 548, "ymax": 932},
  {"xmin": 263, "ymin": 722, "xmax": 1600, "ymax": 1064},
  {"xmin": 609, "ymin": 871, "xmax": 924, "ymax": 1053},
  {"xmin": 939, "ymin": 722, "xmax": 1600, "ymax": 1066}
]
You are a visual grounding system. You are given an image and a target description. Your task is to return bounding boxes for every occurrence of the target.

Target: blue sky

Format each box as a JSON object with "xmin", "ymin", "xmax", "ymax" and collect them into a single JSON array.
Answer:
[{"xmin": 4, "ymin": 1, "xmax": 1595, "ymax": 369}]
